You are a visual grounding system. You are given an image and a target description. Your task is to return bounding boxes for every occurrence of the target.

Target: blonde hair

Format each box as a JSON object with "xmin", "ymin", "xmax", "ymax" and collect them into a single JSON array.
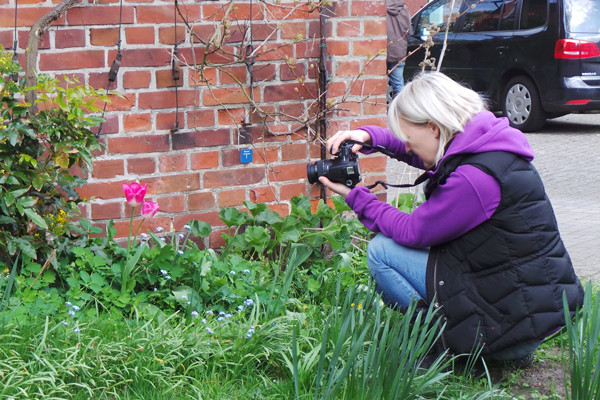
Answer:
[{"xmin": 388, "ymin": 71, "xmax": 487, "ymax": 166}]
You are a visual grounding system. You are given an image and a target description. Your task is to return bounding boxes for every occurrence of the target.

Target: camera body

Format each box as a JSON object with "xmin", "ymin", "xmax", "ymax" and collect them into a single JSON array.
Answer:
[{"xmin": 307, "ymin": 141, "xmax": 361, "ymax": 188}]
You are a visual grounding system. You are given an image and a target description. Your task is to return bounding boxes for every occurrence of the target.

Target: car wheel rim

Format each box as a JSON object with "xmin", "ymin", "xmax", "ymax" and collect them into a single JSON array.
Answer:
[{"xmin": 505, "ymin": 83, "xmax": 532, "ymax": 124}]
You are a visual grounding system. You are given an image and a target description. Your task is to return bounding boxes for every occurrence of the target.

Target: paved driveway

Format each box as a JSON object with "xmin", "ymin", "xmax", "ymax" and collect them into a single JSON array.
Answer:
[{"xmin": 385, "ymin": 113, "xmax": 600, "ymax": 283}]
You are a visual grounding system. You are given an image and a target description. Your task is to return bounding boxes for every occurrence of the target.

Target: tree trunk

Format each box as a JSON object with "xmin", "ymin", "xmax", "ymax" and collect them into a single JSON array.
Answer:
[{"xmin": 25, "ymin": 0, "xmax": 79, "ymax": 112}]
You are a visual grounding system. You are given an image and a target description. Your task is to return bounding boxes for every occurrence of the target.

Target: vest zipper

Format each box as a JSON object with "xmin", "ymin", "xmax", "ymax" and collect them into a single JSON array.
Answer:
[{"xmin": 432, "ymin": 253, "xmax": 448, "ymax": 350}]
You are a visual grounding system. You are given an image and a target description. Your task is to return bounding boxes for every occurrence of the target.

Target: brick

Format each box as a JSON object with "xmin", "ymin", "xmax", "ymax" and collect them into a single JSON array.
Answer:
[
  {"xmin": 264, "ymin": 82, "xmax": 315, "ymax": 102},
  {"xmin": 296, "ymin": 41, "xmax": 320, "ymax": 58},
  {"xmin": 268, "ymin": 162, "xmax": 307, "ymax": 182},
  {"xmin": 349, "ymin": 78, "xmax": 387, "ymax": 97},
  {"xmin": 281, "ymin": 143, "xmax": 307, "ymax": 161},
  {"xmin": 219, "ymin": 65, "xmax": 247, "ymax": 85},
  {"xmin": 55, "ymin": 29, "xmax": 85, "ymax": 48},
  {"xmin": 202, "ymin": 3, "xmax": 264, "ymax": 21},
  {"xmin": 217, "ymin": 107, "xmax": 246, "ymax": 126},
  {"xmin": 190, "ymin": 151, "xmax": 219, "ymax": 170},
  {"xmin": 77, "ymin": 180, "xmax": 130, "ymax": 200},
  {"xmin": 252, "ymin": 146, "xmax": 279, "ymax": 164},
  {"xmin": 89, "ymin": 72, "xmax": 117, "ymax": 90},
  {"xmin": 359, "ymin": 154, "xmax": 387, "ymax": 173},
  {"xmin": 103, "ymin": 93, "xmax": 136, "ymax": 112},
  {"xmin": 156, "ymin": 195, "xmax": 185, "ymax": 213},
  {"xmin": 337, "ymin": 20, "xmax": 361, "ymax": 37},
  {"xmin": 108, "ymin": 134, "xmax": 170, "ymax": 154},
  {"xmin": 363, "ymin": 98, "xmax": 388, "ymax": 116},
  {"xmin": 190, "ymin": 24, "xmax": 215, "ymax": 44},
  {"xmin": 351, "ymin": 1, "xmax": 386, "ymax": 17},
  {"xmin": 202, "ymin": 87, "xmax": 260, "ymax": 106},
  {"xmin": 92, "ymin": 159, "xmax": 125, "ymax": 179},
  {"xmin": 255, "ymin": 42, "xmax": 294, "ymax": 62},
  {"xmin": 264, "ymin": 2, "xmax": 314, "ymax": 19},
  {"xmin": 203, "ymin": 167, "xmax": 265, "ymax": 188},
  {"xmin": 280, "ymin": 182, "xmax": 307, "ymax": 200},
  {"xmin": 127, "ymin": 157, "xmax": 156, "ymax": 175},
  {"xmin": 123, "ymin": 70, "xmax": 151, "ymax": 89},
  {"xmin": 188, "ymin": 192, "xmax": 217, "ymax": 210},
  {"xmin": 248, "ymin": 186, "xmax": 276, "ymax": 203},
  {"xmin": 279, "ymin": 103, "xmax": 306, "ymax": 121},
  {"xmin": 251, "ymin": 64, "xmax": 277, "ymax": 82},
  {"xmin": 138, "ymin": 90, "xmax": 196, "ymax": 110},
  {"xmin": 66, "ymin": 6, "xmax": 135, "ymax": 25},
  {"xmin": 91, "ymin": 202, "xmax": 122, "ymax": 220},
  {"xmin": 110, "ymin": 48, "xmax": 171, "ymax": 68},
  {"xmin": 125, "ymin": 26, "xmax": 155, "ymax": 45},
  {"xmin": 218, "ymin": 188, "xmax": 246, "ymax": 208},
  {"xmin": 156, "ymin": 112, "xmax": 185, "ymax": 131},
  {"xmin": 327, "ymin": 40, "xmax": 350, "ymax": 56},
  {"xmin": 0, "ymin": 8, "xmax": 65, "ymax": 27},
  {"xmin": 92, "ymin": 114, "xmax": 119, "ymax": 136},
  {"xmin": 123, "ymin": 113, "xmax": 152, "ymax": 132},
  {"xmin": 159, "ymin": 153, "xmax": 187, "ymax": 173},
  {"xmin": 145, "ymin": 173, "xmax": 200, "ymax": 195},
  {"xmin": 158, "ymin": 26, "xmax": 186, "ymax": 45},
  {"xmin": 363, "ymin": 58, "xmax": 386, "ymax": 75},
  {"xmin": 136, "ymin": 4, "xmax": 201, "ymax": 24},
  {"xmin": 353, "ymin": 39, "xmax": 387, "ymax": 57},
  {"xmin": 156, "ymin": 68, "xmax": 183, "ymax": 88},
  {"xmin": 188, "ymin": 68, "xmax": 217, "ymax": 86},
  {"xmin": 172, "ymin": 128, "xmax": 230, "ymax": 150},
  {"xmin": 281, "ymin": 22, "xmax": 307, "ymax": 40},
  {"xmin": 39, "ymin": 50, "xmax": 104, "ymax": 71},
  {"xmin": 269, "ymin": 203, "xmax": 290, "ymax": 218},
  {"xmin": 89, "ymin": 28, "xmax": 119, "ymax": 46},
  {"xmin": 0, "ymin": 30, "xmax": 12, "ymax": 48},
  {"xmin": 250, "ymin": 23, "xmax": 278, "ymax": 41},
  {"xmin": 333, "ymin": 60, "xmax": 361, "ymax": 77},
  {"xmin": 281, "ymin": 62, "xmax": 307, "ymax": 81},
  {"xmin": 364, "ymin": 19, "xmax": 387, "ymax": 36},
  {"xmin": 209, "ymin": 228, "xmax": 228, "ymax": 248}
]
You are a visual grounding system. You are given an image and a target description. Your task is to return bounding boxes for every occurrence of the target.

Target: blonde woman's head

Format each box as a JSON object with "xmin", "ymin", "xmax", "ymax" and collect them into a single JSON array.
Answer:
[{"xmin": 388, "ymin": 71, "xmax": 487, "ymax": 166}]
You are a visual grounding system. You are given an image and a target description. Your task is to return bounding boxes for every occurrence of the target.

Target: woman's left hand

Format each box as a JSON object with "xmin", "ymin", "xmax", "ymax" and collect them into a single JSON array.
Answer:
[{"xmin": 318, "ymin": 176, "xmax": 352, "ymax": 198}]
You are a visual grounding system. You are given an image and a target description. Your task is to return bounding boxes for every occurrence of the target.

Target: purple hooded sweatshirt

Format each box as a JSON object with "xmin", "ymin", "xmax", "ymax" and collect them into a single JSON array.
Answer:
[{"xmin": 346, "ymin": 111, "xmax": 535, "ymax": 248}]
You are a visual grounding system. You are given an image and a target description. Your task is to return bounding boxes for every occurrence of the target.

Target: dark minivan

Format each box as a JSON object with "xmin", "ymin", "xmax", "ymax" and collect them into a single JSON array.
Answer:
[{"xmin": 404, "ymin": 0, "xmax": 600, "ymax": 131}]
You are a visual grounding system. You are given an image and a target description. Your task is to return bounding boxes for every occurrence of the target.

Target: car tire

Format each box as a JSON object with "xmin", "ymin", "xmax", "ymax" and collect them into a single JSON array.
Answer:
[{"xmin": 502, "ymin": 76, "xmax": 546, "ymax": 132}]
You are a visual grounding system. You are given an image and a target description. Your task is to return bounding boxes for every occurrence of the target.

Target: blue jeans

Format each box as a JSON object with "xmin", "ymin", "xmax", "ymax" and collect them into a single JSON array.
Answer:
[
  {"xmin": 387, "ymin": 61, "xmax": 405, "ymax": 97},
  {"xmin": 367, "ymin": 233, "xmax": 428, "ymax": 308}
]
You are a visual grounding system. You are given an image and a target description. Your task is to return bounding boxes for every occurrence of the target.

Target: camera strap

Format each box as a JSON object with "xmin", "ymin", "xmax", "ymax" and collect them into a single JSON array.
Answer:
[{"xmin": 343, "ymin": 140, "xmax": 431, "ymax": 191}]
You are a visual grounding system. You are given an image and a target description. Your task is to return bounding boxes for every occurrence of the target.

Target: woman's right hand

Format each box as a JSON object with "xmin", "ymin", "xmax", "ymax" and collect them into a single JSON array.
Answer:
[{"xmin": 326, "ymin": 129, "xmax": 372, "ymax": 155}]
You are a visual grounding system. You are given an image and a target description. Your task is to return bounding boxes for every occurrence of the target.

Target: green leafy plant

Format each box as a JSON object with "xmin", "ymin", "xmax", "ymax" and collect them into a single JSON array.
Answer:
[{"xmin": 0, "ymin": 47, "xmax": 108, "ymax": 264}]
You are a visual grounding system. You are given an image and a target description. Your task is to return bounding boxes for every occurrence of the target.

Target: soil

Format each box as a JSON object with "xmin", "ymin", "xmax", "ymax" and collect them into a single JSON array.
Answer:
[{"xmin": 488, "ymin": 347, "xmax": 567, "ymax": 399}]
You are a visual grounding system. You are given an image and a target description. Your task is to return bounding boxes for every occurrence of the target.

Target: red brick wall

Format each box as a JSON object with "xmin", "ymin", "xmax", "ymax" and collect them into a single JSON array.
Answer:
[{"xmin": 0, "ymin": 0, "xmax": 421, "ymax": 246}]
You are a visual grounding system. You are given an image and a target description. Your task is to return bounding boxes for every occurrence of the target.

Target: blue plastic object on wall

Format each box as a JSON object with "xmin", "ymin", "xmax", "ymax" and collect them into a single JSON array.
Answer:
[{"xmin": 240, "ymin": 149, "xmax": 253, "ymax": 164}]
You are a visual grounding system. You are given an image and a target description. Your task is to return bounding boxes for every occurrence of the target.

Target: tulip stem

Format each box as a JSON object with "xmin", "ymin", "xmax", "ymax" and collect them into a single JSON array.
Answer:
[{"xmin": 127, "ymin": 206, "xmax": 135, "ymax": 251}]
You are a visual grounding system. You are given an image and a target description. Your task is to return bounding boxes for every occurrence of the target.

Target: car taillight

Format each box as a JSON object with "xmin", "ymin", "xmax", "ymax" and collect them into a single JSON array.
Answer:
[{"xmin": 555, "ymin": 39, "xmax": 600, "ymax": 59}]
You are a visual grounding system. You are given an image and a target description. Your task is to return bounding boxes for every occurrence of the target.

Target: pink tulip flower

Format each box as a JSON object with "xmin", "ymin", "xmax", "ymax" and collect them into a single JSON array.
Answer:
[
  {"xmin": 122, "ymin": 182, "xmax": 147, "ymax": 207},
  {"xmin": 141, "ymin": 201, "xmax": 159, "ymax": 218}
]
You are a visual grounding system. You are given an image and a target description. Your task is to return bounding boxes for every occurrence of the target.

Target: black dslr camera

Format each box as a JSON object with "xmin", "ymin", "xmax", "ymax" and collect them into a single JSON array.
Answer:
[{"xmin": 307, "ymin": 141, "xmax": 361, "ymax": 188}]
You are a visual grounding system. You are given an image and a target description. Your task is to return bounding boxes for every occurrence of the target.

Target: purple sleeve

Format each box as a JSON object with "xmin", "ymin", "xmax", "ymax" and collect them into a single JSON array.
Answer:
[
  {"xmin": 346, "ymin": 165, "xmax": 501, "ymax": 248},
  {"xmin": 358, "ymin": 126, "xmax": 426, "ymax": 169}
]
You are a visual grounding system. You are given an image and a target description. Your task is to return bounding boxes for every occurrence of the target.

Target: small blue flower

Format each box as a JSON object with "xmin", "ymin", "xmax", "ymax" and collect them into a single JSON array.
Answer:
[
  {"xmin": 206, "ymin": 327, "xmax": 214, "ymax": 334},
  {"xmin": 206, "ymin": 310, "xmax": 213, "ymax": 316},
  {"xmin": 165, "ymin": 275, "xmax": 171, "ymax": 280},
  {"xmin": 177, "ymin": 250, "xmax": 184, "ymax": 255},
  {"xmin": 246, "ymin": 333, "xmax": 253, "ymax": 338},
  {"xmin": 73, "ymin": 327, "xmax": 80, "ymax": 333},
  {"xmin": 68, "ymin": 310, "xmax": 75, "ymax": 317},
  {"xmin": 183, "ymin": 224, "xmax": 191, "ymax": 230},
  {"xmin": 229, "ymin": 270, "xmax": 236, "ymax": 275},
  {"xmin": 181, "ymin": 295, "xmax": 188, "ymax": 300},
  {"xmin": 72, "ymin": 305, "xmax": 80, "ymax": 311},
  {"xmin": 224, "ymin": 313, "xmax": 233, "ymax": 319},
  {"xmin": 243, "ymin": 269, "xmax": 251, "ymax": 274},
  {"xmin": 219, "ymin": 311, "xmax": 226, "ymax": 316},
  {"xmin": 140, "ymin": 233, "xmax": 149, "ymax": 241},
  {"xmin": 178, "ymin": 233, "xmax": 185, "ymax": 239},
  {"xmin": 65, "ymin": 301, "xmax": 72, "ymax": 307},
  {"xmin": 247, "ymin": 327, "xmax": 255, "ymax": 334},
  {"xmin": 237, "ymin": 305, "xmax": 245, "ymax": 311},
  {"xmin": 244, "ymin": 299, "xmax": 254, "ymax": 307},
  {"xmin": 156, "ymin": 227, "xmax": 165, "ymax": 233},
  {"xmin": 201, "ymin": 318, "xmax": 207, "ymax": 324},
  {"xmin": 160, "ymin": 269, "xmax": 167, "ymax": 275},
  {"xmin": 191, "ymin": 311, "xmax": 199, "ymax": 317},
  {"xmin": 61, "ymin": 321, "xmax": 68, "ymax": 326},
  {"xmin": 217, "ymin": 316, "xmax": 224, "ymax": 322}
]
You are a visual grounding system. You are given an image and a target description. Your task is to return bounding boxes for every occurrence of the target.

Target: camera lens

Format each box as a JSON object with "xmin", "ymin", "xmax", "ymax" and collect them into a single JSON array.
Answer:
[{"xmin": 306, "ymin": 161, "xmax": 319, "ymax": 184}]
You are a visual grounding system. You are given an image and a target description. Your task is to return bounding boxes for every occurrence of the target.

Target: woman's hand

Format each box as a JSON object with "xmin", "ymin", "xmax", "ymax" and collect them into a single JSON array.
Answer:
[
  {"xmin": 326, "ymin": 129, "xmax": 372, "ymax": 155},
  {"xmin": 318, "ymin": 176, "xmax": 352, "ymax": 198}
]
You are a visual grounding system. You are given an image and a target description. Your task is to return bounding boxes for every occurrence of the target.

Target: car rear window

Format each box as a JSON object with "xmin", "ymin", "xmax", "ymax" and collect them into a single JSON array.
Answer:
[
  {"xmin": 519, "ymin": 0, "xmax": 547, "ymax": 29},
  {"xmin": 565, "ymin": 0, "xmax": 600, "ymax": 33}
]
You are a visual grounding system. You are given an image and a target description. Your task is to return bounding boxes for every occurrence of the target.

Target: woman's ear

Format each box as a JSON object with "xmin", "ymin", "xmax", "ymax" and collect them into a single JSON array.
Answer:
[{"xmin": 428, "ymin": 121, "xmax": 440, "ymax": 138}]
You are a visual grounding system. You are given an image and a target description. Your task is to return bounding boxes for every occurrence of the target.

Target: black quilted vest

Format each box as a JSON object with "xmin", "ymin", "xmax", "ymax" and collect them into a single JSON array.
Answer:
[{"xmin": 424, "ymin": 151, "xmax": 584, "ymax": 355}]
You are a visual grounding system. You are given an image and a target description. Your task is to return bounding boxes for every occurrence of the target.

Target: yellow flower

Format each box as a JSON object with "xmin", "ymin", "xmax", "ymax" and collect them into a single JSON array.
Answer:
[{"xmin": 3, "ymin": 268, "xmax": 9, "ymax": 274}]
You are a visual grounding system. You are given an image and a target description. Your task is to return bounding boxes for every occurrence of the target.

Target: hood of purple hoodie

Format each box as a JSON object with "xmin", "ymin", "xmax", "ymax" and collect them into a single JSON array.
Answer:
[{"xmin": 439, "ymin": 111, "xmax": 534, "ymax": 172}]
